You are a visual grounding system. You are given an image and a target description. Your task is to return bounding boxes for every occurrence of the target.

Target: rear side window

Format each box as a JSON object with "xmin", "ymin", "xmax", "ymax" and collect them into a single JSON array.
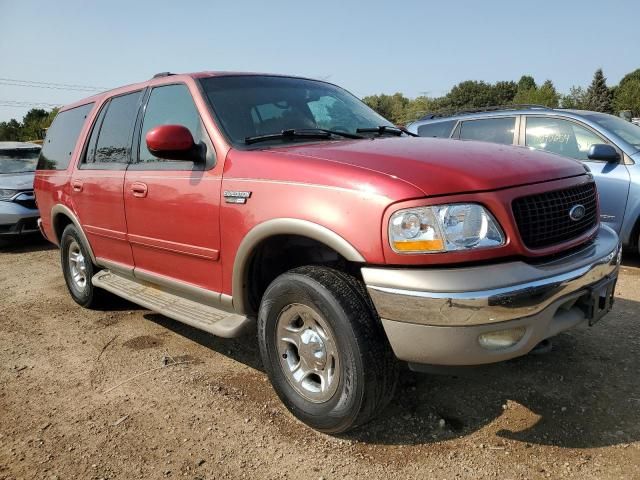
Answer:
[
  {"xmin": 416, "ymin": 120, "xmax": 456, "ymax": 138},
  {"xmin": 83, "ymin": 91, "xmax": 142, "ymax": 168},
  {"xmin": 459, "ymin": 117, "xmax": 516, "ymax": 145},
  {"xmin": 37, "ymin": 103, "xmax": 93, "ymax": 170}
]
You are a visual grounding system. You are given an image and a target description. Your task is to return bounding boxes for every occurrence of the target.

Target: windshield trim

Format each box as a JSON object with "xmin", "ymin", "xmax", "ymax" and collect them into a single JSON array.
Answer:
[{"xmin": 196, "ymin": 74, "xmax": 393, "ymax": 151}]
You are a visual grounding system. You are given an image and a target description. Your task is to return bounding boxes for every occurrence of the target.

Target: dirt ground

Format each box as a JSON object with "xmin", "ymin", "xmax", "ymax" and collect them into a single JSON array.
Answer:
[{"xmin": 1, "ymin": 238, "xmax": 639, "ymax": 480}]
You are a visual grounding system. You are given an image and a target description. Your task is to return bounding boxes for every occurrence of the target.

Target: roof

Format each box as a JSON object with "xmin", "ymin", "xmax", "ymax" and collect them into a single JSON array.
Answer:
[
  {"xmin": 0, "ymin": 141, "xmax": 41, "ymax": 151},
  {"xmin": 59, "ymin": 71, "xmax": 318, "ymax": 112}
]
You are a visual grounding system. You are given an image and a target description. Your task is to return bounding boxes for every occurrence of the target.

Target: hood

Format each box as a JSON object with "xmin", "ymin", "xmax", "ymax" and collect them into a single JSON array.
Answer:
[
  {"xmin": 268, "ymin": 137, "xmax": 587, "ymax": 196},
  {"xmin": 0, "ymin": 172, "xmax": 35, "ymax": 190}
]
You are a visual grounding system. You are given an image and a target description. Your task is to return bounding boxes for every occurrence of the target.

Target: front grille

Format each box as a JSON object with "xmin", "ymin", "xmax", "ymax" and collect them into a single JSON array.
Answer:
[
  {"xmin": 512, "ymin": 182, "xmax": 598, "ymax": 249},
  {"xmin": 14, "ymin": 198, "xmax": 37, "ymax": 209},
  {"xmin": 12, "ymin": 190, "xmax": 37, "ymax": 210}
]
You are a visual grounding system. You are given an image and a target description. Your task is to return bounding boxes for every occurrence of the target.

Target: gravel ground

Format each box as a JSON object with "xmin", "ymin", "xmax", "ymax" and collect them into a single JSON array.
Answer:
[{"xmin": 1, "ymin": 237, "xmax": 639, "ymax": 480}]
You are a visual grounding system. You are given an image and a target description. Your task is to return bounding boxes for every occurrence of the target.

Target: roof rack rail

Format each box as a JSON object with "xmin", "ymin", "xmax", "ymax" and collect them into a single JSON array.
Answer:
[
  {"xmin": 417, "ymin": 104, "xmax": 552, "ymax": 121},
  {"xmin": 152, "ymin": 72, "xmax": 175, "ymax": 79}
]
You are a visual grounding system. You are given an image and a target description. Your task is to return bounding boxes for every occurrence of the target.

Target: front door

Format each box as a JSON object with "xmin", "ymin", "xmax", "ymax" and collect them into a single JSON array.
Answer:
[
  {"xmin": 523, "ymin": 115, "xmax": 631, "ymax": 233},
  {"xmin": 123, "ymin": 83, "xmax": 223, "ymax": 293},
  {"xmin": 71, "ymin": 90, "xmax": 144, "ymax": 269}
]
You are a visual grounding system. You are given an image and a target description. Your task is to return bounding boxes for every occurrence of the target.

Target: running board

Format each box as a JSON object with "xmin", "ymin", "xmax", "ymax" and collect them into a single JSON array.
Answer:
[{"xmin": 92, "ymin": 270, "xmax": 251, "ymax": 338}]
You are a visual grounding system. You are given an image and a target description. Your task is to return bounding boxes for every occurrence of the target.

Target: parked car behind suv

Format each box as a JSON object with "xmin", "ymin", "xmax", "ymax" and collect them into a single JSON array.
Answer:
[
  {"xmin": 35, "ymin": 73, "xmax": 620, "ymax": 433},
  {"xmin": 408, "ymin": 106, "xmax": 640, "ymax": 254},
  {"xmin": 0, "ymin": 141, "xmax": 41, "ymax": 240}
]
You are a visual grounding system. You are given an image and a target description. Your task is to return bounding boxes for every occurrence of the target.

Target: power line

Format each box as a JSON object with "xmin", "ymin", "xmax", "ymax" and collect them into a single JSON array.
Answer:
[{"xmin": 0, "ymin": 77, "xmax": 109, "ymax": 92}]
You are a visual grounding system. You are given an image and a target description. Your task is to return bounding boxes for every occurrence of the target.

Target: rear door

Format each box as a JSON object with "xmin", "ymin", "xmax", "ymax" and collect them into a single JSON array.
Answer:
[
  {"xmin": 71, "ymin": 90, "xmax": 144, "ymax": 269},
  {"xmin": 523, "ymin": 115, "xmax": 631, "ymax": 233},
  {"xmin": 123, "ymin": 83, "xmax": 223, "ymax": 293}
]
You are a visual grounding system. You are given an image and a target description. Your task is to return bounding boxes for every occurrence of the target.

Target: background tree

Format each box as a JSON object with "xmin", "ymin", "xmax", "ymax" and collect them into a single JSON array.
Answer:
[
  {"xmin": 584, "ymin": 68, "xmax": 613, "ymax": 113},
  {"xmin": 517, "ymin": 75, "xmax": 537, "ymax": 92},
  {"xmin": 561, "ymin": 86, "xmax": 588, "ymax": 109},
  {"xmin": 512, "ymin": 79, "xmax": 559, "ymax": 107},
  {"xmin": 0, "ymin": 107, "xmax": 59, "ymax": 141},
  {"xmin": 613, "ymin": 78, "xmax": 640, "ymax": 117}
]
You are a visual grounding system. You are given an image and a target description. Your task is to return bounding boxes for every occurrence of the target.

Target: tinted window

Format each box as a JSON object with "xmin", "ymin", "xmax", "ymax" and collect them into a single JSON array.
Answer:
[
  {"xmin": 37, "ymin": 103, "xmax": 93, "ymax": 170},
  {"xmin": 85, "ymin": 91, "xmax": 141, "ymax": 165},
  {"xmin": 459, "ymin": 117, "xmax": 516, "ymax": 145},
  {"xmin": 199, "ymin": 75, "xmax": 393, "ymax": 145},
  {"xmin": 416, "ymin": 120, "xmax": 456, "ymax": 138},
  {"xmin": 137, "ymin": 84, "xmax": 209, "ymax": 166},
  {"xmin": 526, "ymin": 117, "xmax": 605, "ymax": 161}
]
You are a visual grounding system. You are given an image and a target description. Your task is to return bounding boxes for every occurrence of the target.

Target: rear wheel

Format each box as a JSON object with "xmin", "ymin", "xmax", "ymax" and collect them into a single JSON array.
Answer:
[
  {"xmin": 60, "ymin": 224, "xmax": 103, "ymax": 308},
  {"xmin": 258, "ymin": 266, "xmax": 398, "ymax": 434}
]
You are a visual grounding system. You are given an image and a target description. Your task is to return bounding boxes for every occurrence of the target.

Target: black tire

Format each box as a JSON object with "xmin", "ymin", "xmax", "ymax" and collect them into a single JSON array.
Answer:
[
  {"xmin": 60, "ymin": 224, "xmax": 103, "ymax": 308},
  {"xmin": 258, "ymin": 266, "xmax": 398, "ymax": 434}
]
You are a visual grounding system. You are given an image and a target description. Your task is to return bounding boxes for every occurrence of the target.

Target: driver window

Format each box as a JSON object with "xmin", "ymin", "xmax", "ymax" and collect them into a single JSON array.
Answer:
[{"xmin": 525, "ymin": 117, "xmax": 605, "ymax": 161}]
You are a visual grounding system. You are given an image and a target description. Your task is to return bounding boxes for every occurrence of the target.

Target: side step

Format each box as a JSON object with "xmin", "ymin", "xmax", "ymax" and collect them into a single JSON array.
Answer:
[{"xmin": 92, "ymin": 270, "xmax": 251, "ymax": 338}]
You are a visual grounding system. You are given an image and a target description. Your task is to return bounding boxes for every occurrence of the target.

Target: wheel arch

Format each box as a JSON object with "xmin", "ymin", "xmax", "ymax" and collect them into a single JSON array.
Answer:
[
  {"xmin": 232, "ymin": 218, "xmax": 366, "ymax": 315},
  {"xmin": 50, "ymin": 204, "xmax": 97, "ymax": 264}
]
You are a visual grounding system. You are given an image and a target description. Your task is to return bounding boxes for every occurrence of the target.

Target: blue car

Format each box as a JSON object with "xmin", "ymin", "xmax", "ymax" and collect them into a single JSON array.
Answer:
[{"xmin": 408, "ymin": 106, "xmax": 640, "ymax": 254}]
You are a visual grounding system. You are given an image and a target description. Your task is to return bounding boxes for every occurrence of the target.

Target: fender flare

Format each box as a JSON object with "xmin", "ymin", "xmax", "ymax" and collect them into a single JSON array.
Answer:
[
  {"xmin": 232, "ymin": 218, "xmax": 366, "ymax": 314},
  {"xmin": 50, "ymin": 204, "xmax": 98, "ymax": 265}
]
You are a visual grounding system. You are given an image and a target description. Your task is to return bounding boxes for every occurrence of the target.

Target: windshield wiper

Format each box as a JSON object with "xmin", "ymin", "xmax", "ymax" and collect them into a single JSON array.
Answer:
[
  {"xmin": 245, "ymin": 128, "xmax": 364, "ymax": 145},
  {"xmin": 296, "ymin": 128, "xmax": 365, "ymax": 139},
  {"xmin": 356, "ymin": 125, "xmax": 419, "ymax": 137}
]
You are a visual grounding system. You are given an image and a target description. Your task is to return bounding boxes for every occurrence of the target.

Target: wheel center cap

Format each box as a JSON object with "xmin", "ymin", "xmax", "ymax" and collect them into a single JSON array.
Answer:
[{"xmin": 300, "ymin": 329, "xmax": 326, "ymax": 369}]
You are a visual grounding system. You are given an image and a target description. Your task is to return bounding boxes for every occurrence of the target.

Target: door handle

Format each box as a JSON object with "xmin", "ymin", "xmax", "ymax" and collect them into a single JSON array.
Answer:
[
  {"xmin": 131, "ymin": 182, "xmax": 148, "ymax": 198},
  {"xmin": 71, "ymin": 180, "xmax": 83, "ymax": 192}
]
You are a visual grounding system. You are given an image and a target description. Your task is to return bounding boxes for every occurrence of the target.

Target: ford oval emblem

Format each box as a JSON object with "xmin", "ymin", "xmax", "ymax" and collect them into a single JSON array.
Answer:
[{"xmin": 569, "ymin": 204, "xmax": 586, "ymax": 221}]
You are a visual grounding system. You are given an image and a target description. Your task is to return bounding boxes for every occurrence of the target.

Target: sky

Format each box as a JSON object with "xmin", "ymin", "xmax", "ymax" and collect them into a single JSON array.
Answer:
[{"xmin": 1, "ymin": 0, "xmax": 638, "ymax": 122}]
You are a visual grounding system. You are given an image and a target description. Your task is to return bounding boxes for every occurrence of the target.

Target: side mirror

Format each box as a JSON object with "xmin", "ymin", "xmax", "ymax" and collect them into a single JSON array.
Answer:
[
  {"xmin": 146, "ymin": 125, "xmax": 202, "ymax": 161},
  {"xmin": 587, "ymin": 144, "xmax": 620, "ymax": 163}
]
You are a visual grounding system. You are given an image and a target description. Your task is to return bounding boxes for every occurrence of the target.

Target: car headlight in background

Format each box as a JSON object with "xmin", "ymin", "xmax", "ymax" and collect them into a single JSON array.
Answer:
[
  {"xmin": 389, "ymin": 203, "xmax": 505, "ymax": 253},
  {"xmin": 0, "ymin": 189, "xmax": 18, "ymax": 201}
]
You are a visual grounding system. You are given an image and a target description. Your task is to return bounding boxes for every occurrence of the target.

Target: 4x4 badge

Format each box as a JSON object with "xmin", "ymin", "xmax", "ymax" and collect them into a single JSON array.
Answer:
[{"xmin": 224, "ymin": 190, "xmax": 252, "ymax": 204}]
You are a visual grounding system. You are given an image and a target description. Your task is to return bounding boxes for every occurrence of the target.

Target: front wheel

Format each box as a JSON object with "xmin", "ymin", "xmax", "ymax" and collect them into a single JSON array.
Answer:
[{"xmin": 258, "ymin": 266, "xmax": 398, "ymax": 434}]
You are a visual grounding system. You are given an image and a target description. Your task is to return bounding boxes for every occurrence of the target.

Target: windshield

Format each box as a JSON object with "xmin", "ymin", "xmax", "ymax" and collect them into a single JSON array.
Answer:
[
  {"xmin": 583, "ymin": 113, "xmax": 640, "ymax": 151},
  {"xmin": 0, "ymin": 148, "xmax": 41, "ymax": 174},
  {"xmin": 199, "ymin": 75, "xmax": 394, "ymax": 145}
]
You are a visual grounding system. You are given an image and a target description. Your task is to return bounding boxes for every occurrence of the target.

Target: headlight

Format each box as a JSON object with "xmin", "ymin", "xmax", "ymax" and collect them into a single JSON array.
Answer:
[
  {"xmin": 389, "ymin": 203, "xmax": 505, "ymax": 253},
  {"xmin": 0, "ymin": 189, "xmax": 18, "ymax": 201}
]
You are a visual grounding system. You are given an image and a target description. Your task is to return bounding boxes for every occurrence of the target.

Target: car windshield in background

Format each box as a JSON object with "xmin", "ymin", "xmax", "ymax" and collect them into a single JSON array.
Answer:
[
  {"xmin": 0, "ymin": 148, "xmax": 41, "ymax": 174},
  {"xmin": 583, "ymin": 113, "xmax": 640, "ymax": 151},
  {"xmin": 199, "ymin": 75, "xmax": 394, "ymax": 145}
]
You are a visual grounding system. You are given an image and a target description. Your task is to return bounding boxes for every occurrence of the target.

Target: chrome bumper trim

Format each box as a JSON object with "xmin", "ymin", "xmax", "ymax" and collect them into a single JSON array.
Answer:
[{"xmin": 364, "ymin": 226, "xmax": 621, "ymax": 327}]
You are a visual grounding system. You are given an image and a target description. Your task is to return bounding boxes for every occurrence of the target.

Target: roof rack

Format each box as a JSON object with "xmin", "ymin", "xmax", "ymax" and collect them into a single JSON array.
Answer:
[
  {"xmin": 152, "ymin": 72, "xmax": 175, "ymax": 79},
  {"xmin": 418, "ymin": 104, "xmax": 552, "ymax": 121}
]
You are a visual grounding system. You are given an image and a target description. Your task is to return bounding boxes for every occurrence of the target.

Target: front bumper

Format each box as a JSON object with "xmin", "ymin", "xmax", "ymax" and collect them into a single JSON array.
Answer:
[
  {"xmin": 0, "ymin": 201, "xmax": 40, "ymax": 236},
  {"xmin": 363, "ymin": 225, "xmax": 621, "ymax": 366}
]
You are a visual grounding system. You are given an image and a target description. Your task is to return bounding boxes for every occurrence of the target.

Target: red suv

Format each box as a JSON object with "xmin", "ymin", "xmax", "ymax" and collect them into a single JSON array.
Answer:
[{"xmin": 35, "ymin": 72, "xmax": 621, "ymax": 433}]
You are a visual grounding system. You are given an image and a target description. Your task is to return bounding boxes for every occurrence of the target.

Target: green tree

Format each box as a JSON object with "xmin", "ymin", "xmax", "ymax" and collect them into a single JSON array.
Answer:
[
  {"xmin": 561, "ymin": 86, "xmax": 587, "ymax": 109},
  {"xmin": 584, "ymin": 68, "xmax": 613, "ymax": 113},
  {"xmin": 362, "ymin": 92, "xmax": 410, "ymax": 124},
  {"xmin": 613, "ymin": 78, "xmax": 640, "ymax": 116},
  {"xmin": 517, "ymin": 75, "xmax": 537, "ymax": 93},
  {"xmin": 513, "ymin": 79, "xmax": 559, "ymax": 107},
  {"xmin": 0, "ymin": 119, "xmax": 22, "ymax": 141},
  {"xmin": 493, "ymin": 81, "xmax": 518, "ymax": 105}
]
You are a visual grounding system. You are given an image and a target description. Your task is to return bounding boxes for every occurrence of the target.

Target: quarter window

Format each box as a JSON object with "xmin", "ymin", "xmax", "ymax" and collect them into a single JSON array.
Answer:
[
  {"xmin": 137, "ymin": 84, "xmax": 211, "ymax": 167},
  {"xmin": 459, "ymin": 117, "xmax": 516, "ymax": 145},
  {"xmin": 525, "ymin": 117, "xmax": 606, "ymax": 161},
  {"xmin": 37, "ymin": 103, "xmax": 94, "ymax": 170}
]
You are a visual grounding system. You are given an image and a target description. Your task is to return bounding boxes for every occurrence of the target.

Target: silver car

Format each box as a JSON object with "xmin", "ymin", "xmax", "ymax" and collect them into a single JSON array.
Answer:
[{"xmin": 0, "ymin": 141, "xmax": 41, "ymax": 239}]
